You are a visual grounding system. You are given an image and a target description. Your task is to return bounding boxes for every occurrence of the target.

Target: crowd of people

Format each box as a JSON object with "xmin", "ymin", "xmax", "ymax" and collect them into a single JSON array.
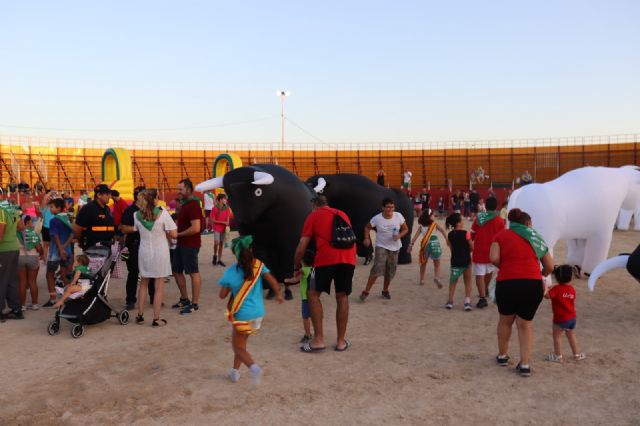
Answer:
[{"xmin": 0, "ymin": 177, "xmax": 585, "ymax": 382}]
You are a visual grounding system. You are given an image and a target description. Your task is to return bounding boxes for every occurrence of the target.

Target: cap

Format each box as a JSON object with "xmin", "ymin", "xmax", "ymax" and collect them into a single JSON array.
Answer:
[{"xmin": 94, "ymin": 184, "xmax": 112, "ymax": 194}]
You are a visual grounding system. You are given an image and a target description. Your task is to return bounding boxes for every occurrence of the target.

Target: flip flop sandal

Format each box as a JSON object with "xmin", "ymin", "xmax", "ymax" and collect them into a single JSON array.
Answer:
[
  {"xmin": 334, "ymin": 340, "xmax": 351, "ymax": 352},
  {"xmin": 300, "ymin": 342, "xmax": 326, "ymax": 353},
  {"xmin": 152, "ymin": 318, "xmax": 168, "ymax": 327},
  {"xmin": 135, "ymin": 314, "xmax": 144, "ymax": 324}
]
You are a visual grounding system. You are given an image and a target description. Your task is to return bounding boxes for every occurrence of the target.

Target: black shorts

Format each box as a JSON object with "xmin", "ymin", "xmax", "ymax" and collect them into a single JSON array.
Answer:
[
  {"xmin": 495, "ymin": 279, "xmax": 543, "ymax": 321},
  {"xmin": 311, "ymin": 263, "xmax": 355, "ymax": 296},
  {"xmin": 42, "ymin": 227, "xmax": 50, "ymax": 242},
  {"xmin": 172, "ymin": 246, "xmax": 200, "ymax": 275}
]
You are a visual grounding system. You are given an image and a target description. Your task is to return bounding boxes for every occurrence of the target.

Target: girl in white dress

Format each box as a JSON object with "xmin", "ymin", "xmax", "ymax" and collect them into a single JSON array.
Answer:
[{"xmin": 123, "ymin": 189, "xmax": 177, "ymax": 327}]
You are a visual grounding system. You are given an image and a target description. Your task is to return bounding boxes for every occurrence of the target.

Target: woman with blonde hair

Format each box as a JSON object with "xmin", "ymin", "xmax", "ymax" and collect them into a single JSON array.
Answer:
[{"xmin": 122, "ymin": 188, "xmax": 177, "ymax": 327}]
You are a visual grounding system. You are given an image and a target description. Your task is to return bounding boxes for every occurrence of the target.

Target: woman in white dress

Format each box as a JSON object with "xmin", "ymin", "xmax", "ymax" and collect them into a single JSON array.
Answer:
[{"xmin": 123, "ymin": 189, "xmax": 177, "ymax": 327}]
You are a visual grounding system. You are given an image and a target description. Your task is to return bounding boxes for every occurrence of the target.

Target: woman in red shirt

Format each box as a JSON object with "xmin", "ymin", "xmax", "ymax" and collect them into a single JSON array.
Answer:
[{"xmin": 490, "ymin": 208, "xmax": 554, "ymax": 377}]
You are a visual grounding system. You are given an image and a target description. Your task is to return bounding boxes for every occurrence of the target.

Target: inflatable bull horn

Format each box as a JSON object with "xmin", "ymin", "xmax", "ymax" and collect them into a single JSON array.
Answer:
[
  {"xmin": 195, "ymin": 171, "xmax": 274, "ymax": 192},
  {"xmin": 588, "ymin": 244, "xmax": 640, "ymax": 291}
]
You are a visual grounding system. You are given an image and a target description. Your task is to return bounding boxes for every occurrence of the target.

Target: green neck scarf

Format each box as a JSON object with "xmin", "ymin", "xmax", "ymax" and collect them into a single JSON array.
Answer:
[
  {"xmin": 180, "ymin": 196, "xmax": 201, "ymax": 206},
  {"xmin": 205, "ymin": 192, "xmax": 215, "ymax": 200},
  {"xmin": 476, "ymin": 211, "xmax": 499, "ymax": 226},
  {"xmin": 55, "ymin": 213, "xmax": 73, "ymax": 230},
  {"xmin": 509, "ymin": 222, "xmax": 548, "ymax": 259},
  {"xmin": 136, "ymin": 207, "xmax": 160, "ymax": 231},
  {"xmin": 215, "ymin": 202, "xmax": 229, "ymax": 213},
  {"xmin": 232, "ymin": 235, "xmax": 253, "ymax": 262}
]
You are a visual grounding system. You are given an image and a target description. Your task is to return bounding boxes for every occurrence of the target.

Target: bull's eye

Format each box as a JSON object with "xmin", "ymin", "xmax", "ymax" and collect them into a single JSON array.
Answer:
[{"xmin": 254, "ymin": 188, "xmax": 263, "ymax": 197}]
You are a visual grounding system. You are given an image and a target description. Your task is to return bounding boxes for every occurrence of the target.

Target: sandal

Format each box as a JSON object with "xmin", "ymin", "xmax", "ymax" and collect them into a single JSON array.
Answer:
[
  {"xmin": 135, "ymin": 314, "xmax": 144, "ymax": 324},
  {"xmin": 152, "ymin": 318, "xmax": 167, "ymax": 327},
  {"xmin": 545, "ymin": 353, "xmax": 563, "ymax": 363},
  {"xmin": 359, "ymin": 291, "xmax": 369, "ymax": 302},
  {"xmin": 574, "ymin": 353, "xmax": 586, "ymax": 361}
]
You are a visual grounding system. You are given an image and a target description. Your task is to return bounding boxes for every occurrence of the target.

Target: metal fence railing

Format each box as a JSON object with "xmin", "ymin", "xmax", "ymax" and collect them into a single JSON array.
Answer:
[{"xmin": 1, "ymin": 133, "xmax": 638, "ymax": 195}]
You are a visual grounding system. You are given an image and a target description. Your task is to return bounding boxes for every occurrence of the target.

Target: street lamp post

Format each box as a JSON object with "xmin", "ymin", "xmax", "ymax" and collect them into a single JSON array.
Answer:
[{"xmin": 276, "ymin": 90, "xmax": 290, "ymax": 150}]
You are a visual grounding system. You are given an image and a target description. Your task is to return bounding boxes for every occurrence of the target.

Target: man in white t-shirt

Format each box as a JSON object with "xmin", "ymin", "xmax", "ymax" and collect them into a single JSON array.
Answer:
[
  {"xmin": 203, "ymin": 191, "xmax": 215, "ymax": 233},
  {"xmin": 360, "ymin": 198, "xmax": 408, "ymax": 301}
]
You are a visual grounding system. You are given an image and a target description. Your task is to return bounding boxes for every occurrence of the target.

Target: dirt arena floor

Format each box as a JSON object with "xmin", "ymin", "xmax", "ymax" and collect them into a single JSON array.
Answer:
[{"xmin": 2, "ymin": 219, "xmax": 639, "ymax": 425}]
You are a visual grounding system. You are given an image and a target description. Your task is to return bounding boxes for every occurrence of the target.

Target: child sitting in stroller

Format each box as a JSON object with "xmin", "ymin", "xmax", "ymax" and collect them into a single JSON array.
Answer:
[{"xmin": 53, "ymin": 254, "xmax": 92, "ymax": 309}]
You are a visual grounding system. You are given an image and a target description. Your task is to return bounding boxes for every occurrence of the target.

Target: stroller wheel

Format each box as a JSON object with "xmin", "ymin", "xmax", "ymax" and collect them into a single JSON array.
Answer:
[
  {"xmin": 47, "ymin": 321, "xmax": 60, "ymax": 336},
  {"xmin": 118, "ymin": 310, "xmax": 130, "ymax": 325},
  {"xmin": 70, "ymin": 324, "xmax": 85, "ymax": 339}
]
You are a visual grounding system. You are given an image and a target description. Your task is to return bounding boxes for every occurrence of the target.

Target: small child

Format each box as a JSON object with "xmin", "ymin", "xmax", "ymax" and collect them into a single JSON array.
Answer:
[
  {"xmin": 52, "ymin": 254, "xmax": 92, "ymax": 309},
  {"xmin": 437, "ymin": 197, "xmax": 444, "ymax": 216},
  {"xmin": 544, "ymin": 265, "xmax": 586, "ymax": 362},
  {"xmin": 445, "ymin": 213, "xmax": 474, "ymax": 311},
  {"xmin": 218, "ymin": 235, "xmax": 283, "ymax": 384},
  {"xmin": 284, "ymin": 249, "xmax": 315, "ymax": 343},
  {"xmin": 408, "ymin": 208, "xmax": 447, "ymax": 288}
]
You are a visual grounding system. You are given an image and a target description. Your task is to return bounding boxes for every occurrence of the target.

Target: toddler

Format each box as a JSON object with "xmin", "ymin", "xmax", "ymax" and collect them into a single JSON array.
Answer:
[{"xmin": 544, "ymin": 265, "xmax": 586, "ymax": 362}]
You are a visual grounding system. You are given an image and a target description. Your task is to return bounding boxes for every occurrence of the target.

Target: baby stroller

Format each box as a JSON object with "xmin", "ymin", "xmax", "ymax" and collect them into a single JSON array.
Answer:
[{"xmin": 47, "ymin": 244, "xmax": 130, "ymax": 338}]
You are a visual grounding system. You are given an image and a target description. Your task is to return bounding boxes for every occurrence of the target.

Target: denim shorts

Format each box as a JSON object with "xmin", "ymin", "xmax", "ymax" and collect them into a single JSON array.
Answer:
[
  {"xmin": 172, "ymin": 246, "xmax": 200, "ymax": 275},
  {"xmin": 554, "ymin": 317, "xmax": 577, "ymax": 330}
]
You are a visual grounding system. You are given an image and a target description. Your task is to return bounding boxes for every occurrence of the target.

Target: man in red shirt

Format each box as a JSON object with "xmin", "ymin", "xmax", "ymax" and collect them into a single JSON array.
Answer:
[
  {"xmin": 471, "ymin": 197, "xmax": 505, "ymax": 308},
  {"xmin": 171, "ymin": 179, "xmax": 204, "ymax": 314},
  {"xmin": 110, "ymin": 190, "xmax": 129, "ymax": 242},
  {"xmin": 294, "ymin": 195, "xmax": 356, "ymax": 353}
]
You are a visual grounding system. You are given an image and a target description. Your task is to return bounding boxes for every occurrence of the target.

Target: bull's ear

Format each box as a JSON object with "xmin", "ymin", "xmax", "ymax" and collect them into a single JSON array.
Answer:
[
  {"xmin": 313, "ymin": 177, "xmax": 326, "ymax": 193},
  {"xmin": 195, "ymin": 176, "xmax": 224, "ymax": 192},
  {"xmin": 252, "ymin": 172, "xmax": 274, "ymax": 185}
]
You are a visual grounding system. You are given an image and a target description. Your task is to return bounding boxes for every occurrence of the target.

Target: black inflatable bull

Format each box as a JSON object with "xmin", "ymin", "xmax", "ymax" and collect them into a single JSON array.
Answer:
[
  {"xmin": 306, "ymin": 174, "xmax": 413, "ymax": 264},
  {"xmin": 588, "ymin": 244, "xmax": 640, "ymax": 290},
  {"xmin": 195, "ymin": 164, "xmax": 314, "ymax": 282}
]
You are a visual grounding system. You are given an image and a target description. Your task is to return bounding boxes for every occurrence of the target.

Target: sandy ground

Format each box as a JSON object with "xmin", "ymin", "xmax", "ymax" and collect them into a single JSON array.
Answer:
[{"xmin": 2, "ymin": 218, "xmax": 639, "ymax": 426}]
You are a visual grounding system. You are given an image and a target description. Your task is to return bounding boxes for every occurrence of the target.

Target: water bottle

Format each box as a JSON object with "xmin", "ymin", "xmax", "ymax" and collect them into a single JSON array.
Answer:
[{"xmin": 392, "ymin": 227, "xmax": 399, "ymax": 239}]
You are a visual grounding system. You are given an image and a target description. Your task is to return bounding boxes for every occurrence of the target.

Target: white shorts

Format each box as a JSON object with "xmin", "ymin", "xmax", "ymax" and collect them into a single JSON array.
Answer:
[
  {"xmin": 213, "ymin": 231, "xmax": 226, "ymax": 242},
  {"xmin": 250, "ymin": 317, "xmax": 263, "ymax": 331},
  {"xmin": 473, "ymin": 263, "xmax": 495, "ymax": 276}
]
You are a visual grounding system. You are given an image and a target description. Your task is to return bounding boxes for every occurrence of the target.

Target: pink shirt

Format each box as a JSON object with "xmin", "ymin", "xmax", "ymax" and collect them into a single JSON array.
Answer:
[{"xmin": 210, "ymin": 206, "xmax": 231, "ymax": 233}]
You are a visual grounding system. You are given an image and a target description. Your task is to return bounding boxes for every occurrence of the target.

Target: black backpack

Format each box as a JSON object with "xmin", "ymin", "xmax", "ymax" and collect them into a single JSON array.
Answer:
[{"xmin": 331, "ymin": 211, "xmax": 356, "ymax": 249}]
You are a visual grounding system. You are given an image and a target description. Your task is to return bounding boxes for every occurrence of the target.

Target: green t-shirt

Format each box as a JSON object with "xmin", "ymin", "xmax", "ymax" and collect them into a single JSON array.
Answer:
[
  {"xmin": 74, "ymin": 265, "xmax": 92, "ymax": 279},
  {"xmin": 0, "ymin": 206, "xmax": 19, "ymax": 252},
  {"xmin": 300, "ymin": 266, "xmax": 312, "ymax": 301}
]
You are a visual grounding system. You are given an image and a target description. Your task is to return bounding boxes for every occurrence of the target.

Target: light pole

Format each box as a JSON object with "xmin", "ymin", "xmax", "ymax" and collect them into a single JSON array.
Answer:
[{"xmin": 276, "ymin": 90, "xmax": 290, "ymax": 149}]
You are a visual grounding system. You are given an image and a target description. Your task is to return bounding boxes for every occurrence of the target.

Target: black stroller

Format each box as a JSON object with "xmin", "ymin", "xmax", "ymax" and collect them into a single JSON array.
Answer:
[{"xmin": 47, "ymin": 244, "xmax": 130, "ymax": 338}]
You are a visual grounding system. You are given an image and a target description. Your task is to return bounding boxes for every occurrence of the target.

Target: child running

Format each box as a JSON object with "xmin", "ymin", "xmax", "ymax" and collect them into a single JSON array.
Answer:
[
  {"xmin": 218, "ymin": 235, "xmax": 284, "ymax": 384},
  {"xmin": 445, "ymin": 213, "xmax": 474, "ymax": 311},
  {"xmin": 284, "ymin": 249, "xmax": 315, "ymax": 343},
  {"xmin": 408, "ymin": 208, "xmax": 447, "ymax": 288},
  {"xmin": 52, "ymin": 254, "xmax": 92, "ymax": 308},
  {"xmin": 544, "ymin": 265, "xmax": 586, "ymax": 362}
]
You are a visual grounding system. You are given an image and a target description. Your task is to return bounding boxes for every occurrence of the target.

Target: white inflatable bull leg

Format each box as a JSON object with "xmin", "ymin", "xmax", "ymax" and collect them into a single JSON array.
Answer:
[
  {"xmin": 617, "ymin": 209, "xmax": 634, "ymax": 231},
  {"xmin": 566, "ymin": 239, "xmax": 587, "ymax": 273},
  {"xmin": 581, "ymin": 231, "xmax": 615, "ymax": 276}
]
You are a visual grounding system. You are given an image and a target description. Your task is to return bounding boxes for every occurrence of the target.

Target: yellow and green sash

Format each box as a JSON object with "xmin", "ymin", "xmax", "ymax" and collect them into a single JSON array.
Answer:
[
  {"xmin": 226, "ymin": 260, "xmax": 263, "ymax": 335},
  {"xmin": 419, "ymin": 223, "xmax": 437, "ymax": 265}
]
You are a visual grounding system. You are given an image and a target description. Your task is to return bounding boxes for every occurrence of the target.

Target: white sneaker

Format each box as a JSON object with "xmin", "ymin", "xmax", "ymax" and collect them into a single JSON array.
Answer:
[
  {"xmin": 229, "ymin": 369, "xmax": 240, "ymax": 383},
  {"xmin": 250, "ymin": 364, "xmax": 261, "ymax": 385},
  {"xmin": 445, "ymin": 302, "xmax": 453, "ymax": 310},
  {"xmin": 28, "ymin": 304, "xmax": 40, "ymax": 310}
]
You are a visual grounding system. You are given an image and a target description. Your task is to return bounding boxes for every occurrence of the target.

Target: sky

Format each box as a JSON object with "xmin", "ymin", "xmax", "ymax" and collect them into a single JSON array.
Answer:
[{"xmin": 0, "ymin": 0, "xmax": 638, "ymax": 145}]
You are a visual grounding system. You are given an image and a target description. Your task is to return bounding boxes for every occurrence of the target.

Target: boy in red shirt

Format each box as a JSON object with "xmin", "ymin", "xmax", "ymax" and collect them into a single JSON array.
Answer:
[
  {"xmin": 544, "ymin": 265, "xmax": 586, "ymax": 362},
  {"xmin": 471, "ymin": 197, "xmax": 505, "ymax": 308}
]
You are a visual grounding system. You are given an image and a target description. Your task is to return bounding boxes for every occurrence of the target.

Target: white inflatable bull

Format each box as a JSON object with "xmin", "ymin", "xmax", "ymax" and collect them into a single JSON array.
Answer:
[{"xmin": 507, "ymin": 166, "xmax": 640, "ymax": 276}]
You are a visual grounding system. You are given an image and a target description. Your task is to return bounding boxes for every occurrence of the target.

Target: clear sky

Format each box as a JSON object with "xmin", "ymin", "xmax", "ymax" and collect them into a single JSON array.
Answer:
[{"xmin": 0, "ymin": 0, "xmax": 638, "ymax": 145}]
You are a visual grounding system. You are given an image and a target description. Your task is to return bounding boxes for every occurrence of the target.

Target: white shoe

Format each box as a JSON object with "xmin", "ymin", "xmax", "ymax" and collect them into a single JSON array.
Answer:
[
  {"xmin": 250, "ymin": 364, "xmax": 261, "ymax": 385},
  {"xmin": 28, "ymin": 304, "xmax": 40, "ymax": 310},
  {"xmin": 229, "ymin": 369, "xmax": 240, "ymax": 383}
]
